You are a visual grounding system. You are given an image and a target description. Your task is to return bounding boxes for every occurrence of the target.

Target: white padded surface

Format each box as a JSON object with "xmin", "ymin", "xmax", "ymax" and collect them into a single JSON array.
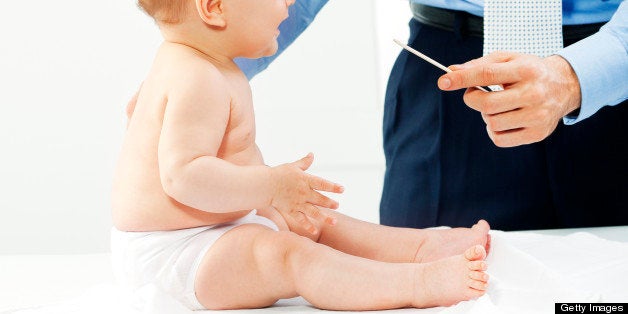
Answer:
[{"xmin": 2, "ymin": 226, "xmax": 627, "ymax": 314}]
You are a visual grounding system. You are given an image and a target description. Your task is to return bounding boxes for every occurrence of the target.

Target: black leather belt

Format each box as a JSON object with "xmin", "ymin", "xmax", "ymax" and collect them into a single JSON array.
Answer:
[{"xmin": 411, "ymin": 3, "xmax": 605, "ymax": 43}]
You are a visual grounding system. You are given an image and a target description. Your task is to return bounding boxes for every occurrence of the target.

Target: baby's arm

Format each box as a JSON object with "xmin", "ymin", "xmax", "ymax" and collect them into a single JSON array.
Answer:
[
  {"xmin": 158, "ymin": 64, "xmax": 342, "ymax": 232},
  {"xmin": 158, "ymin": 67, "xmax": 272, "ymax": 212}
]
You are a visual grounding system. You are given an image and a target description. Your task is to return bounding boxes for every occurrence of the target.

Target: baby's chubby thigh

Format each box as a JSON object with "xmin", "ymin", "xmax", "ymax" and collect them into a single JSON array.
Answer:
[{"xmin": 194, "ymin": 223, "xmax": 310, "ymax": 310}]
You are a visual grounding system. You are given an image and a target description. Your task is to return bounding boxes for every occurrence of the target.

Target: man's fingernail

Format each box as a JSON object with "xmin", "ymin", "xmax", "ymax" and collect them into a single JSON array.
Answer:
[{"xmin": 439, "ymin": 77, "xmax": 451, "ymax": 89}]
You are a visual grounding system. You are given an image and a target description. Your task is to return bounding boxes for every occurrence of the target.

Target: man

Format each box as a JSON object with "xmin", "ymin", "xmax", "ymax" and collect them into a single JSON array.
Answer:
[{"xmin": 238, "ymin": 1, "xmax": 628, "ymax": 230}]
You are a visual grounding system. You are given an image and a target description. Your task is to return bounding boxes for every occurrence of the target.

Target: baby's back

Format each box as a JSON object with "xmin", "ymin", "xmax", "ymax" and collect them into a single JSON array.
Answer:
[{"xmin": 112, "ymin": 43, "xmax": 262, "ymax": 232}]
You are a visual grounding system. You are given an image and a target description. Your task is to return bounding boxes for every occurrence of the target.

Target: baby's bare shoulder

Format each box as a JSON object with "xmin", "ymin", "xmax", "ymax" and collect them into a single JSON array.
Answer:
[{"xmin": 155, "ymin": 43, "xmax": 227, "ymax": 91}]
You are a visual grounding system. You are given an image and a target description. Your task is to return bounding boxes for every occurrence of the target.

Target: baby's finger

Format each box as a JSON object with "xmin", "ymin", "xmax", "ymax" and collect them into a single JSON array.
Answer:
[
  {"xmin": 309, "ymin": 191, "xmax": 339, "ymax": 210},
  {"xmin": 293, "ymin": 153, "xmax": 314, "ymax": 171},
  {"xmin": 291, "ymin": 210, "xmax": 318, "ymax": 235},
  {"xmin": 302, "ymin": 203, "xmax": 323, "ymax": 220},
  {"xmin": 308, "ymin": 175, "xmax": 344, "ymax": 194},
  {"xmin": 302, "ymin": 204, "xmax": 337, "ymax": 226}
]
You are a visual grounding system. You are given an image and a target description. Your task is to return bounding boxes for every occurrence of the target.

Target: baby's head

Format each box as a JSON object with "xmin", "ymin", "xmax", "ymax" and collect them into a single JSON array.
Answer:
[
  {"xmin": 137, "ymin": 0, "xmax": 296, "ymax": 59},
  {"xmin": 137, "ymin": 0, "xmax": 190, "ymax": 25}
]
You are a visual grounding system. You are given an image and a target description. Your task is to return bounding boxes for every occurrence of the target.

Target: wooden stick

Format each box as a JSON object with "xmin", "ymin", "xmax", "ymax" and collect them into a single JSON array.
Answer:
[{"xmin": 393, "ymin": 39, "xmax": 491, "ymax": 92}]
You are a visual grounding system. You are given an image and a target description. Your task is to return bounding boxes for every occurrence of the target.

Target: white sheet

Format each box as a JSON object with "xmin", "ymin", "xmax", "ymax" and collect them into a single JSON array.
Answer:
[
  {"xmin": 3, "ymin": 230, "xmax": 628, "ymax": 314},
  {"xmin": 442, "ymin": 231, "xmax": 628, "ymax": 314}
]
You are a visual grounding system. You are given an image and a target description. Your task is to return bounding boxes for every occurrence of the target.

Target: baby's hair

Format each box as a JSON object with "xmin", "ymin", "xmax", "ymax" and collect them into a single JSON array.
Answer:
[{"xmin": 137, "ymin": 0, "xmax": 190, "ymax": 25}]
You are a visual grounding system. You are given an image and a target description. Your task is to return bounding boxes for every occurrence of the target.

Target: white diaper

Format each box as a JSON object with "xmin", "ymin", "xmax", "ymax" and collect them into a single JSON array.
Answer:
[{"xmin": 110, "ymin": 210, "xmax": 278, "ymax": 310}]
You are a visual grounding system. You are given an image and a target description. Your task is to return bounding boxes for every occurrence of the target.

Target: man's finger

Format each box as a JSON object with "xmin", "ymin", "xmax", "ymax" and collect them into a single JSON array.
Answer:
[
  {"xmin": 439, "ymin": 62, "xmax": 520, "ymax": 91},
  {"xmin": 450, "ymin": 51, "xmax": 520, "ymax": 71},
  {"xmin": 459, "ymin": 51, "xmax": 517, "ymax": 68},
  {"xmin": 483, "ymin": 108, "xmax": 529, "ymax": 133},
  {"xmin": 486, "ymin": 127, "xmax": 541, "ymax": 147},
  {"xmin": 449, "ymin": 51, "xmax": 515, "ymax": 71},
  {"xmin": 463, "ymin": 88, "xmax": 523, "ymax": 114}
]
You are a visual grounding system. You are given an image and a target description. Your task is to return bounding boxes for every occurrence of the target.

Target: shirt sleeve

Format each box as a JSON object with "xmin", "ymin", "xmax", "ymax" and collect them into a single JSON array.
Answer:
[
  {"xmin": 234, "ymin": 0, "xmax": 329, "ymax": 80},
  {"xmin": 558, "ymin": 1, "xmax": 628, "ymax": 125}
]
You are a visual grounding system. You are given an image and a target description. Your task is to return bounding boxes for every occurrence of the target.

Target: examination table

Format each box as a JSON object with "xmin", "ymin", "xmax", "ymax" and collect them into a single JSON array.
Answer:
[{"xmin": 2, "ymin": 226, "xmax": 627, "ymax": 314}]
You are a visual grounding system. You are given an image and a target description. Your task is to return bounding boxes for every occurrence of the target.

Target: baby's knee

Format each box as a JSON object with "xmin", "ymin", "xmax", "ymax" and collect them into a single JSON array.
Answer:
[
  {"xmin": 255, "ymin": 231, "xmax": 310, "ymax": 256},
  {"xmin": 253, "ymin": 231, "xmax": 316, "ymax": 273}
]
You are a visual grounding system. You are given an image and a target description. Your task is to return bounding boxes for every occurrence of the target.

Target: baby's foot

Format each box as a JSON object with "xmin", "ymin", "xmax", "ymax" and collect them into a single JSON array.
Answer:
[
  {"xmin": 414, "ymin": 220, "xmax": 490, "ymax": 263},
  {"xmin": 412, "ymin": 245, "xmax": 489, "ymax": 308}
]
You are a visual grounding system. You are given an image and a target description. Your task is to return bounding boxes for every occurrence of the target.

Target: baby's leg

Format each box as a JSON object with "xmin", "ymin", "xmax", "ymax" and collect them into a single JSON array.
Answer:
[
  {"xmin": 194, "ymin": 224, "xmax": 416, "ymax": 310},
  {"xmin": 415, "ymin": 220, "xmax": 491, "ymax": 263},
  {"xmin": 194, "ymin": 224, "xmax": 488, "ymax": 311},
  {"xmin": 413, "ymin": 245, "xmax": 489, "ymax": 308}
]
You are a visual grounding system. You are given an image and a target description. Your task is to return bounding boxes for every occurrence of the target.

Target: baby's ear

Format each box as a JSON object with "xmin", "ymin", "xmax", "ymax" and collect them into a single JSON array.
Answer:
[{"xmin": 196, "ymin": 0, "xmax": 226, "ymax": 27}]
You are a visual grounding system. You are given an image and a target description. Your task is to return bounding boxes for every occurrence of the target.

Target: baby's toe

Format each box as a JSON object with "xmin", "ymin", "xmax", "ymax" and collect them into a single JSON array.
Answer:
[
  {"xmin": 467, "ymin": 278, "xmax": 489, "ymax": 291},
  {"xmin": 472, "ymin": 219, "xmax": 490, "ymax": 232},
  {"xmin": 469, "ymin": 270, "xmax": 489, "ymax": 283},
  {"xmin": 465, "ymin": 288, "xmax": 486, "ymax": 300},
  {"xmin": 464, "ymin": 245, "xmax": 487, "ymax": 261},
  {"xmin": 467, "ymin": 260, "xmax": 487, "ymax": 271}
]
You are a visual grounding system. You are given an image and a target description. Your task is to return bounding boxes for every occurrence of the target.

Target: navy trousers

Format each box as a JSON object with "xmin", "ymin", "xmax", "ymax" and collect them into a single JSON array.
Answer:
[{"xmin": 380, "ymin": 16, "xmax": 628, "ymax": 231}]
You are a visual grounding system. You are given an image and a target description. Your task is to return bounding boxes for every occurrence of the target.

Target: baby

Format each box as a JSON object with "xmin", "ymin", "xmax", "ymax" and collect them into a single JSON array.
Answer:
[{"xmin": 111, "ymin": 0, "xmax": 491, "ymax": 311}]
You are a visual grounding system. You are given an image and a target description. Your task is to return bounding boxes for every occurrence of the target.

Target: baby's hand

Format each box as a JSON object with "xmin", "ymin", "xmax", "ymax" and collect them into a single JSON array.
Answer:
[{"xmin": 270, "ymin": 153, "xmax": 344, "ymax": 235}]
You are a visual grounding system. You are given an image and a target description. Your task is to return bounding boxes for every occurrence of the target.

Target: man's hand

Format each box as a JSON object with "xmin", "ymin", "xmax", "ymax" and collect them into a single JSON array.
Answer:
[
  {"xmin": 437, "ymin": 52, "xmax": 582, "ymax": 147},
  {"xmin": 270, "ymin": 153, "xmax": 344, "ymax": 235}
]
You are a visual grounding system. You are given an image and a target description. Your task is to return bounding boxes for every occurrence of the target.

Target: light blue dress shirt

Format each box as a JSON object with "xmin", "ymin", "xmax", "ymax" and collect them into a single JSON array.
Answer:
[
  {"xmin": 410, "ymin": 0, "xmax": 622, "ymax": 25},
  {"xmin": 558, "ymin": 1, "xmax": 628, "ymax": 124},
  {"xmin": 234, "ymin": 1, "xmax": 327, "ymax": 80},
  {"xmin": 237, "ymin": 0, "xmax": 627, "ymax": 124}
]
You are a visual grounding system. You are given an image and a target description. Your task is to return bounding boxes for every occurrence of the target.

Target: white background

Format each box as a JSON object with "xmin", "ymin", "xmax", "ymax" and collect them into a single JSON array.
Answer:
[{"xmin": 0, "ymin": 0, "xmax": 411, "ymax": 254}]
